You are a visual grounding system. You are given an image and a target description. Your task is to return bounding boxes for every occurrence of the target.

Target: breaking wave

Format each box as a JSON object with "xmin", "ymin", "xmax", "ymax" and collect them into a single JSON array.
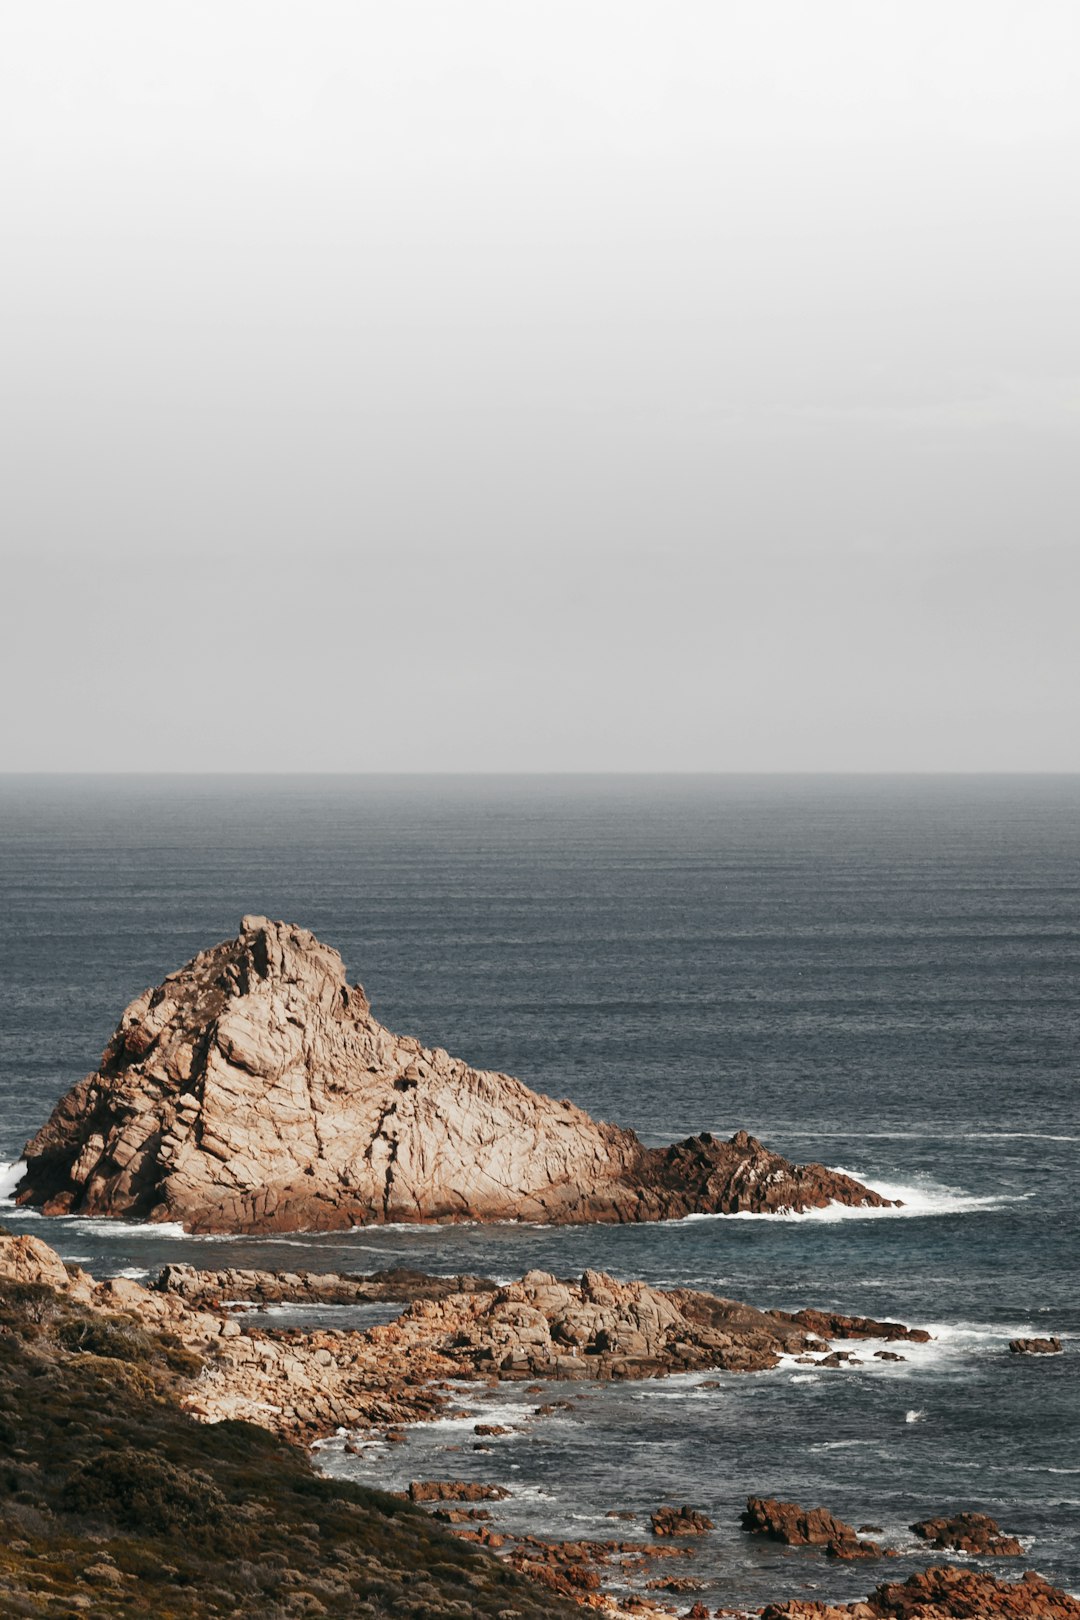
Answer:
[
  {"xmin": 677, "ymin": 1171, "xmax": 1031, "ymax": 1223},
  {"xmin": 0, "ymin": 1160, "xmax": 26, "ymax": 1203}
]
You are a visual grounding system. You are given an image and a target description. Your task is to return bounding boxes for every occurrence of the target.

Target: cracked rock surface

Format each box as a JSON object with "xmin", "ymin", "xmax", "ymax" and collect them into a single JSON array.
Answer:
[{"xmin": 17, "ymin": 915, "xmax": 897, "ymax": 1234}]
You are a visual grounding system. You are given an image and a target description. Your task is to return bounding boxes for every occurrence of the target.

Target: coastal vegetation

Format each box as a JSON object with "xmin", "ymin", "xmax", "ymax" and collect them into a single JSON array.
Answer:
[{"xmin": 0, "ymin": 1254, "xmax": 580, "ymax": 1619}]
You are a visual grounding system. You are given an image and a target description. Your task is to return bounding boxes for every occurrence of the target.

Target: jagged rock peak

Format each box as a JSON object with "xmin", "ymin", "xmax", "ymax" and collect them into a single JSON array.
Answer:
[{"xmin": 17, "ymin": 917, "xmax": 898, "ymax": 1234}]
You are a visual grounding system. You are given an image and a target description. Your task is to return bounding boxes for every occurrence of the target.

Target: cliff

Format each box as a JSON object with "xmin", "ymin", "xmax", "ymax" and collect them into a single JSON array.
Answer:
[{"xmin": 16, "ymin": 915, "xmax": 896, "ymax": 1234}]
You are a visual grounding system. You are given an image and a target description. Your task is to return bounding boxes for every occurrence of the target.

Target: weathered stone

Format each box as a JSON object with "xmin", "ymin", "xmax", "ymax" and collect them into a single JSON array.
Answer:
[
  {"xmin": 742, "ymin": 1497, "xmax": 884, "ymax": 1559},
  {"xmin": 910, "ymin": 1511, "xmax": 1024, "ymax": 1556},
  {"xmin": 650, "ymin": 1505, "xmax": 714, "ymax": 1537},
  {"xmin": 760, "ymin": 1566, "xmax": 1080, "ymax": 1618},
  {"xmin": 408, "ymin": 1480, "xmax": 511, "ymax": 1502},
  {"xmin": 16, "ymin": 917, "xmax": 897, "ymax": 1233},
  {"xmin": 1, "ymin": 1233, "xmax": 930, "ymax": 1452}
]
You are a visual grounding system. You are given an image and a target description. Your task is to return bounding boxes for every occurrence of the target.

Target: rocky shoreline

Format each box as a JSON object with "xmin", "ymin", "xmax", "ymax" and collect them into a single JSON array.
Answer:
[
  {"xmin": 0, "ymin": 1234, "xmax": 932, "ymax": 1445},
  {"xmin": 14, "ymin": 917, "xmax": 897, "ymax": 1233},
  {"xmin": 2, "ymin": 1229, "xmax": 1075, "ymax": 1617},
  {"xmin": 3, "ymin": 917, "xmax": 1073, "ymax": 1616}
]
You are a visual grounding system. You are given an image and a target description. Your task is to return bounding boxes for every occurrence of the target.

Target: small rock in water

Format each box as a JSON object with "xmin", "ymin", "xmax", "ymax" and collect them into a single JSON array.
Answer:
[{"xmin": 650, "ymin": 1505, "xmax": 714, "ymax": 1537}]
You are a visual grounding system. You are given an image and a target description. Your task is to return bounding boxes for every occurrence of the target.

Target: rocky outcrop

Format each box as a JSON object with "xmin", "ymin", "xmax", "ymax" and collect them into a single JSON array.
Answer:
[
  {"xmin": 786, "ymin": 1308, "xmax": 932, "ymax": 1344},
  {"xmin": 649, "ymin": 1505, "xmax": 713, "ymax": 1536},
  {"xmin": 155, "ymin": 1261, "xmax": 499, "ymax": 1307},
  {"xmin": 1010, "ymin": 1337, "xmax": 1063, "ymax": 1355},
  {"xmin": 15, "ymin": 916, "xmax": 897, "ymax": 1233},
  {"xmin": 0, "ymin": 1259, "xmax": 590, "ymax": 1620},
  {"xmin": 741, "ymin": 1496, "xmax": 884, "ymax": 1558},
  {"xmin": 0, "ymin": 1231, "xmax": 75, "ymax": 1292},
  {"xmin": 0, "ymin": 1235, "xmax": 930, "ymax": 1449},
  {"xmin": 910, "ymin": 1512, "xmax": 1023, "ymax": 1556},
  {"xmin": 760, "ymin": 1567, "xmax": 1080, "ymax": 1618},
  {"xmin": 408, "ymin": 1481, "xmax": 510, "ymax": 1502}
]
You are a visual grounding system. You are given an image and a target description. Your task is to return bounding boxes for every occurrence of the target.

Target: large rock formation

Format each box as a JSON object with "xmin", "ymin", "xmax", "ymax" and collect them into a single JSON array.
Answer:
[{"xmin": 16, "ymin": 915, "xmax": 896, "ymax": 1234}]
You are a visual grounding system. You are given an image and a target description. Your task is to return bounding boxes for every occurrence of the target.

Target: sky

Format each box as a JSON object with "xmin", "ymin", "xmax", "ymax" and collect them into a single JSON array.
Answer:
[{"xmin": 2, "ymin": 1, "xmax": 1078, "ymax": 772}]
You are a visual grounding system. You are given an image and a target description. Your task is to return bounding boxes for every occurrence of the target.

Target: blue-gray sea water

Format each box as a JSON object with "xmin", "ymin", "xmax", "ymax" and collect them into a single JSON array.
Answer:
[{"xmin": 1, "ymin": 774, "xmax": 1077, "ymax": 1610}]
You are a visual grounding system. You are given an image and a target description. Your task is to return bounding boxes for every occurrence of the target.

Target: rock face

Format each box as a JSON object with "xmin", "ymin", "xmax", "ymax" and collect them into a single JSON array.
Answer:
[
  {"xmin": 910, "ymin": 1512, "xmax": 1023, "ymax": 1557},
  {"xmin": 741, "ymin": 1496, "xmax": 883, "ymax": 1559},
  {"xmin": 15, "ymin": 916, "xmax": 897, "ymax": 1233}
]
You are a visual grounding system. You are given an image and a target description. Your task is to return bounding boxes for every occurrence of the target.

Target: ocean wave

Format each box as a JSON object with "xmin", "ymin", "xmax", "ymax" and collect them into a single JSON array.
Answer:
[
  {"xmin": 765, "ymin": 1130, "xmax": 1080, "ymax": 1144},
  {"xmin": 925, "ymin": 1320, "xmax": 1059, "ymax": 1345},
  {"xmin": 676, "ymin": 1171, "xmax": 1030, "ymax": 1223},
  {"xmin": 65, "ymin": 1217, "xmax": 191, "ymax": 1239},
  {"xmin": 2, "ymin": 1204, "xmax": 323, "ymax": 1246},
  {"xmin": 0, "ymin": 1160, "xmax": 26, "ymax": 1203}
]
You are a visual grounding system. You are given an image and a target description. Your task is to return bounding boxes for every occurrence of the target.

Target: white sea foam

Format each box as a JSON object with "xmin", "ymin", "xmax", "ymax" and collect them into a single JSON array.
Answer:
[
  {"xmin": 905, "ymin": 1409, "xmax": 926, "ymax": 1423},
  {"xmin": 923, "ymin": 1319, "xmax": 1063, "ymax": 1349},
  {"xmin": 0, "ymin": 1159, "xmax": 1013, "ymax": 1233},
  {"xmin": 70, "ymin": 1218, "xmax": 191, "ymax": 1239},
  {"xmin": 766, "ymin": 1129, "xmax": 1080, "ymax": 1144},
  {"xmin": 116, "ymin": 1266, "xmax": 150, "ymax": 1280},
  {"xmin": 3, "ymin": 1205, "xmax": 321, "ymax": 1245},
  {"xmin": 0, "ymin": 1160, "xmax": 26, "ymax": 1203},
  {"xmin": 674, "ymin": 1170, "xmax": 1032, "ymax": 1223}
]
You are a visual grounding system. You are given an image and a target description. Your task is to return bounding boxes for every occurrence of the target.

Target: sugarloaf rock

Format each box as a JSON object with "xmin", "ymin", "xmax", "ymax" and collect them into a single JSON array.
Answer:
[{"xmin": 16, "ymin": 916, "xmax": 897, "ymax": 1233}]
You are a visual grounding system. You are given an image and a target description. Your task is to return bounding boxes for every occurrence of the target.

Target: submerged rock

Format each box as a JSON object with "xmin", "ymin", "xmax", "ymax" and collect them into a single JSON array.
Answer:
[{"xmin": 15, "ymin": 916, "xmax": 898, "ymax": 1233}]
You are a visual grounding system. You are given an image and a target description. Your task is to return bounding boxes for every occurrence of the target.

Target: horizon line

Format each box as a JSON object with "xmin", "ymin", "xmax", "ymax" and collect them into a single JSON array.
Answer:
[{"xmin": 2, "ymin": 770, "xmax": 1079, "ymax": 781}]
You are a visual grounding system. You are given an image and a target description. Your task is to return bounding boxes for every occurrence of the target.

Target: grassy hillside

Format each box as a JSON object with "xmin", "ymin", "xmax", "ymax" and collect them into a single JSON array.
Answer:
[{"xmin": 0, "ymin": 1269, "xmax": 580, "ymax": 1619}]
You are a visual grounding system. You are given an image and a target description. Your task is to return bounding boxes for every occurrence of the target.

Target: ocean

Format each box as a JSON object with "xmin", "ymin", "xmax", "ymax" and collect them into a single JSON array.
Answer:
[{"xmin": 1, "ymin": 773, "xmax": 1077, "ymax": 1611}]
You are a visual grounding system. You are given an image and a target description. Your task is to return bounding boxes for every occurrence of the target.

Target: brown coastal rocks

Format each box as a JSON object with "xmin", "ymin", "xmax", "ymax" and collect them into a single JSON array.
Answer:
[
  {"xmin": 741, "ymin": 1497, "xmax": 884, "ymax": 1559},
  {"xmin": 910, "ymin": 1512, "xmax": 1024, "ymax": 1556},
  {"xmin": 155, "ymin": 1261, "xmax": 499, "ymax": 1307},
  {"xmin": 0, "ymin": 1232, "xmax": 74, "ymax": 1292},
  {"xmin": 760, "ymin": 1566, "xmax": 1080, "ymax": 1618},
  {"xmin": 408, "ymin": 1481, "xmax": 511, "ymax": 1502},
  {"xmin": 787, "ymin": 1309, "xmax": 932, "ymax": 1344},
  {"xmin": 0, "ymin": 1234, "xmax": 930, "ymax": 1453},
  {"xmin": 15, "ymin": 915, "xmax": 897, "ymax": 1233},
  {"xmin": 1010, "ymin": 1338, "xmax": 1063, "ymax": 1355},
  {"xmin": 650, "ymin": 1505, "xmax": 714, "ymax": 1537}
]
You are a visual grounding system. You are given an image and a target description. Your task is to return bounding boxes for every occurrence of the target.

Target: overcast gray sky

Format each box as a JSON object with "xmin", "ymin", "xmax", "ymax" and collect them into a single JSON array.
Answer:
[{"xmin": 2, "ymin": 1, "xmax": 1078, "ymax": 771}]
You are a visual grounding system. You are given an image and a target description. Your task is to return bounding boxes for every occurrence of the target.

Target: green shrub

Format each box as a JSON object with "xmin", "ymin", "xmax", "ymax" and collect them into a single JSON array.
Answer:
[
  {"xmin": 57, "ymin": 1315, "xmax": 154, "ymax": 1363},
  {"xmin": 59, "ymin": 1448, "xmax": 226, "ymax": 1535}
]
